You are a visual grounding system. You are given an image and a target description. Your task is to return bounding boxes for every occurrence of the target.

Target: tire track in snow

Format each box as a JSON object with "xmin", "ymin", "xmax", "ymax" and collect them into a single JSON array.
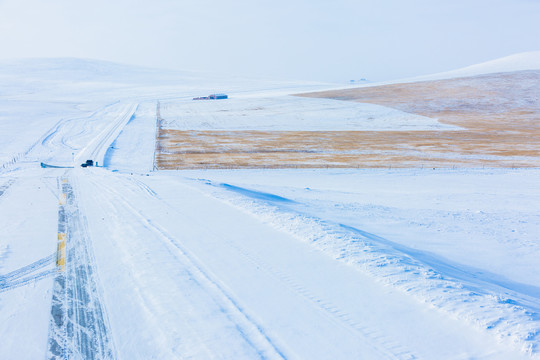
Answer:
[
  {"xmin": 0, "ymin": 254, "xmax": 56, "ymax": 293},
  {"xmin": 47, "ymin": 177, "xmax": 115, "ymax": 360},
  {"xmin": 207, "ymin": 181, "xmax": 540, "ymax": 356},
  {"xmin": 0, "ymin": 253, "xmax": 55, "ymax": 283},
  {"xmin": 96, "ymin": 174, "xmax": 420, "ymax": 359},
  {"xmin": 90, "ymin": 174, "xmax": 286, "ymax": 360},
  {"xmin": 215, "ymin": 238, "xmax": 416, "ymax": 360},
  {"xmin": 74, "ymin": 103, "xmax": 138, "ymax": 167},
  {"xmin": 0, "ymin": 179, "xmax": 16, "ymax": 199},
  {"xmin": 32, "ymin": 101, "xmax": 132, "ymax": 167},
  {"xmin": 0, "ymin": 269, "xmax": 56, "ymax": 294},
  {"xmin": 0, "ymin": 179, "xmax": 57, "ymax": 293}
]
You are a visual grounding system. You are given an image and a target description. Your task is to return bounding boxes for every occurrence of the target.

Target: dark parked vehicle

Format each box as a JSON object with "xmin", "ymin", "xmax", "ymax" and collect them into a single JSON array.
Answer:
[{"xmin": 81, "ymin": 159, "xmax": 94, "ymax": 167}]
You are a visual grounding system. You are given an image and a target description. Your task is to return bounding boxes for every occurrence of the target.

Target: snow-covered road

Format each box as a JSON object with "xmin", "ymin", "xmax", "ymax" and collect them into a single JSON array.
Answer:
[
  {"xmin": 48, "ymin": 178, "xmax": 114, "ymax": 359},
  {"xmin": 73, "ymin": 169, "xmax": 527, "ymax": 359}
]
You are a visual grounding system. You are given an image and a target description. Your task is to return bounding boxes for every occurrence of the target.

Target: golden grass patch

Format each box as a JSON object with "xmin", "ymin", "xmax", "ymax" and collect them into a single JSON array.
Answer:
[{"xmin": 156, "ymin": 71, "xmax": 540, "ymax": 169}]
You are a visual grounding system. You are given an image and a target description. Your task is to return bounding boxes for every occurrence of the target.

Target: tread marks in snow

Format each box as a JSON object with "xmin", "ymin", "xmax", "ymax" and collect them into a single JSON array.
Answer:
[
  {"xmin": 0, "ymin": 254, "xmax": 55, "ymax": 293},
  {"xmin": 47, "ymin": 178, "xmax": 115, "ymax": 360},
  {"xmin": 0, "ymin": 179, "xmax": 16, "ymax": 199},
  {"xmin": 91, "ymin": 176, "xmax": 286, "ymax": 360},
  {"xmin": 214, "ymin": 234, "xmax": 415, "ymax": 360},
  {"xmin": 0, "ymin": 179, "xmax": 57, "ymax": 293}
]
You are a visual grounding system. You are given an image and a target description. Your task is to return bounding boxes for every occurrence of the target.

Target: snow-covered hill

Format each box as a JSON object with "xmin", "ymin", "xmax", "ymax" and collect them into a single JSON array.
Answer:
[
  {"xmin": 389, "ymin": 51, "xmax": 540, "ymax": 85},
  {"xmin": 421, "ymin": 51, "xmax": 540, "ymax": 80},
  {"xmin": 0, "ymin": 57, "xmax": 176, "ymax": 82}
]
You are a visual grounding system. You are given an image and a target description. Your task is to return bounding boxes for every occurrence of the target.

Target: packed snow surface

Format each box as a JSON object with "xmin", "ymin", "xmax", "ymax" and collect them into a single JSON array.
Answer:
[{"xmin": 0, "ymin": 57, "xmax": 539, "ymax": 359}]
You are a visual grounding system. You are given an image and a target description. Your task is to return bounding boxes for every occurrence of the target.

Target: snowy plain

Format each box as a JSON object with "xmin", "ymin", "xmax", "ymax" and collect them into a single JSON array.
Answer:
[
  {"xmin": 0, "ymin": 55, "xmax": 539, "ymax": 359},
  {"xmin": 159, "ymin": 95, "xmax": 457, "ymax": 131}
]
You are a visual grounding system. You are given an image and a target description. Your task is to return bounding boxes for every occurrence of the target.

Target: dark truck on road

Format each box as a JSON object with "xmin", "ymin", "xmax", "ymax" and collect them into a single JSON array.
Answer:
[{"xmin": 81, "ymin": 160, "xmax": 94, "ymax": 167}]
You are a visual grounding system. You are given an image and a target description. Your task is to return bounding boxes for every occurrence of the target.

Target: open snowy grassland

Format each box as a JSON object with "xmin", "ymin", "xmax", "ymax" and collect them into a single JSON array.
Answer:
[
  {"xmin": 155, "ymin": 95, "xmax": 462, "ymax": 169},
  {"xmin": 300, "ymin": 70, "xmax": 539, "ymax": 164},
  {"xmin": 158, "ymin": 68, "xmax": 539, "ymax": 169},
  {"xmin": 0, "ymin": 54, "xmax": 539, "ymax": 359},
  {"xmin": 158, "ymin": 95, "xmax": 453, "ymax": 131}
]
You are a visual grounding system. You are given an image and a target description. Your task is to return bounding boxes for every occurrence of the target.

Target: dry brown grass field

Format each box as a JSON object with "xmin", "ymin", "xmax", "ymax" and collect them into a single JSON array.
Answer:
[{"xmin": 156, "ymin": 70, "xmax": 540, "ymax": 169}]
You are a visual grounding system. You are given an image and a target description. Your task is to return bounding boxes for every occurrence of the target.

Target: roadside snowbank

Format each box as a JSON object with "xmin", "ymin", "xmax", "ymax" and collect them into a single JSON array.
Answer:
[{"xmin": 181, "ymin": 168, "xmax": 540, "ymax": 355}]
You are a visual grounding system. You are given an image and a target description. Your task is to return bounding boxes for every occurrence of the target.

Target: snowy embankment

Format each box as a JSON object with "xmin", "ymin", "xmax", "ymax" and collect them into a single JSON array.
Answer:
[{"xmin": 179, "ymin": 168, "xmax": 540, "ymax": 355}]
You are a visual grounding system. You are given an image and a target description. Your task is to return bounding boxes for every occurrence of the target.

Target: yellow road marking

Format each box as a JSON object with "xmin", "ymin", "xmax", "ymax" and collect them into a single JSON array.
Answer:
[
  {"xmin": 57, "ymin": 179, "xmax": 68, "ymax": 271},
  {"xmin": 57, "ymin": 232, "xmax": 66, "ymax": 271}
]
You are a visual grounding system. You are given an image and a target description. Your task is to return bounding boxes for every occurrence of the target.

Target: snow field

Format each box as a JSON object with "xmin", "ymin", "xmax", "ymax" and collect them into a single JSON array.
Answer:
[
  {"xmin": 159, "ymin": 95, "xmax": 456, "ymax": 131},
  {"xmin": 0, "ymin": 101, "xmax": 82, "ymax": 170},
  {"xmin": 0, "ymin": 55, "xmax": 539, "ymax": 359},
  {"xmin": 0, "ymin": 172, "xmax": 60, "ymax": 360}
]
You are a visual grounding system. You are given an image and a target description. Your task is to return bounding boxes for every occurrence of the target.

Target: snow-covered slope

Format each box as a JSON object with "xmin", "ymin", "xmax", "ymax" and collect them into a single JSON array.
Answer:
[
  {"xmin": 398, "ymin": 51, "xmax": 540, "ymax": 85},
  {"xmin": 420, "ymin": 51, "xmax": 540, "ymax": 80},
  {"xmin": 342, "ymin": 51, "xmax": 540, "ymax": 88},
  {"xmin": 0, "ymin": 57, "xmax": 177, "ymax": 82}
]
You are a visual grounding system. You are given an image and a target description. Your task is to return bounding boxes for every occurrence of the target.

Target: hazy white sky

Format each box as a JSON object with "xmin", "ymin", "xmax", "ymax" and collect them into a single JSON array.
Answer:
[{"xmin": 0, "ymin": 0, "xmax": 539, "ymax": 82}]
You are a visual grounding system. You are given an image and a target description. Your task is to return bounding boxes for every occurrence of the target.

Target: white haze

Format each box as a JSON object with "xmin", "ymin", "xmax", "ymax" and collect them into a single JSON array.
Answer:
[{"xmin": 0, "ymin": 0, "xmax": 539, "ymax": 82}]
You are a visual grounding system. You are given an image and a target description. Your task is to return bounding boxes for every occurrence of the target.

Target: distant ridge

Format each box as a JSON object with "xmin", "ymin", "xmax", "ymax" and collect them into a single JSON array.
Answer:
[
  {"xmin": 0, "ymin": 57, "xmax": 195, "ymax": 83},
  {"xmin": 411, "ymin": 51, "xmax": 540, "ymax": 82}
]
